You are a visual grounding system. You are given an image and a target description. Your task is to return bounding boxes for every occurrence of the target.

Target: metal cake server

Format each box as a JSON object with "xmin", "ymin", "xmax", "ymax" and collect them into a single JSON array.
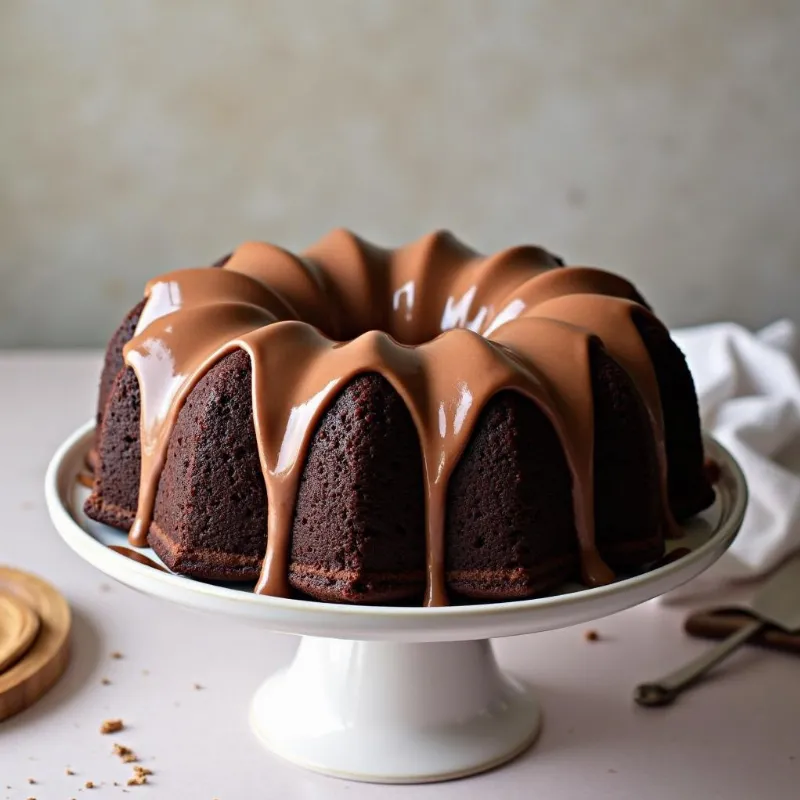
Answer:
[{"xmin": 635, "ymin": 554, "xmax": 800, "ymax": 707}]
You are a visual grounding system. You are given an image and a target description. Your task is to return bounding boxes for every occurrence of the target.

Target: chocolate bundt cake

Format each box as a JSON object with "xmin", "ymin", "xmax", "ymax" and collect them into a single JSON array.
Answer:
[{"xmin": 85, "ymin": 230, "xmax": 714, "ymax": 605}]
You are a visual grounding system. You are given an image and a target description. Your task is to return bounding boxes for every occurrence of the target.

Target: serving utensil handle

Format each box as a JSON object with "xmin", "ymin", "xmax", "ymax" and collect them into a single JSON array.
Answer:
[{"xmin": 634, "ymin": 618, "xmax": 764, "ymax": 707}]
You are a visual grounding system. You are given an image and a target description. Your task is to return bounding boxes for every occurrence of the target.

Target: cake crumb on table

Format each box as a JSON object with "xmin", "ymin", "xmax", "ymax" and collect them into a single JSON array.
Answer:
[
  {"xmin": 125, "ymin": 764, "xmax": 152, "ymax": 786},
  {"xmin": 100, "ymin": 718, "xmax": 124, "ymax": 734},
  {"xmin": 110, "ymin": 651, "xmax": 123, "ymax": 659},
  {"xmin": 193, "ymin": 683, "xmax": 203, "ymax": 690},
  {"xmin": 101, "ymin": 677, "xmax": 111, "ymax": 686},
  {"xmin": 84, "ymin": 781, "xmax": 95, "ymax": 789},
  {"xmin": 65, "ymin": 768, "xmax": 75, "ymax": 775},
  {"xmin": 113, "ymin": 743, "xmax": 138, "ymax": 763},
  {"xmin": 584, "ymin": 629, "xmax": 600, "ymax": 642},
  {"xmin": 27, "ymin": 778, "xmax": 35, "ymax": 784}
]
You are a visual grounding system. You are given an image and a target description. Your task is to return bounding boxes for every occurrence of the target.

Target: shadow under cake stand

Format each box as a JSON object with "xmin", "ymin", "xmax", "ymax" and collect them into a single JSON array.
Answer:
[{"xmin": 46, "ymin": 422, "xmax": 746, "ymax": 784}]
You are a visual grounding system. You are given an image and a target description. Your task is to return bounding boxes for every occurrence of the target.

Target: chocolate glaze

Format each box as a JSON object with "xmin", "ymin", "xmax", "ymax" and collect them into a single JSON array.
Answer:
[
  {"xmin": 77, "ymin": 470, "xmax": 95, "ymax": 489},
  {"xmin": 108, "ymin": 545, "xmax": 168, "ymax": 572},
  {"xmin": 122, "ymin": 229, "xmax": 675, "ymax": 606},
  {"xmin": 651, "ymin": 547, "xmax": 693, "ymax": 568}
]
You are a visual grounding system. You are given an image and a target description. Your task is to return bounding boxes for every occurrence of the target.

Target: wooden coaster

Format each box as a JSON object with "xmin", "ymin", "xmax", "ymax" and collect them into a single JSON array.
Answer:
[
  {"xmin": 0, "ymin": 566, "xmax": 71, "ymax": 722},
  {"xmin": 0, "ymin": 589, "xmax": 40, "ymax": 673}
]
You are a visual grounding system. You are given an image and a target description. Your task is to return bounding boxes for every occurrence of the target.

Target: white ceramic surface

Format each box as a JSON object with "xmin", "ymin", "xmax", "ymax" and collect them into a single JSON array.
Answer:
[
  {"xmin": 45, "ymin": 422, "xmax": 746, "ymax": 782},
  {"xmin": 250, "ymin": 637, "xmax": 541, "ymax": 783}
]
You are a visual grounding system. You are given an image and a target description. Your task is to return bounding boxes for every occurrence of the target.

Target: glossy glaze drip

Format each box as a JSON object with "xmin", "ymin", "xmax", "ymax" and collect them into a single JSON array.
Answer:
[
  {"xmin": 77, "ymin": 470, "xmax": 95, "ymax": 489},
  {"xmin": 108, "ymin": 545, "xmax": 168, "ymax": 572},
  {"xmin": 529, "ymin": 295, "xmax": 682, "ymax": 540},
  {"xmin": 123, "ymin": 229, "xmax": 670, "ymax": 605}
]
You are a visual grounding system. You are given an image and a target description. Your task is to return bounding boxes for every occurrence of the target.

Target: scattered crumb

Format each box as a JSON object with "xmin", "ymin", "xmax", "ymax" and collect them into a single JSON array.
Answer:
[
  {"xmin": 127, "ymin": 774, "xmax": 147, "ymax": 786},
  {"xmin": 66, "ymin": 768, "xmax": 75, "ymax": 776},
  {"xmin": 584, "ymin": 629, "xmax": 600, "ymax": 642},
  {"xmin": 193, "ymin": 683, "xmax": 203, "ymax": 690},
  {"xmin": 132, "ymin": 767, "xmax": 152, "ymax": 780},
  {"xmin": 110, "ymin": 651, "xmax": 123, "ymax": 659},
  {"xmin": 113, "ymin": 743, "xmax": 138, "ymax": 763},
  {"xmin": 100, "ymin": 718, "xmax": 124, "ymax": 734},
  {"xmin": 27, "ymin": 778, "xmax": 36, "ymax": 784},
  {"xmin": 101, "ymin": 677, "xmax": 111, "ymax": 686},
  {"xmin": 84, "ymin": 781, "xmax": 95, "ymax": 789}
]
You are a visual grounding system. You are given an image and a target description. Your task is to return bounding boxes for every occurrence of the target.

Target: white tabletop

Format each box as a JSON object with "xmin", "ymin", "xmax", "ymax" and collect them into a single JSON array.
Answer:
[{"xmin": 0, "ymin": 351, "xmax": 796, "ymax": 800}]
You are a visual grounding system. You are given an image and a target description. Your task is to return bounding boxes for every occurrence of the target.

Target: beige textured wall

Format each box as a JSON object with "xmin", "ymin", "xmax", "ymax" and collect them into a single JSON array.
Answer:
[{"xmin": 1, "ymin": 0, "xmax": 799, "ymax": 347}]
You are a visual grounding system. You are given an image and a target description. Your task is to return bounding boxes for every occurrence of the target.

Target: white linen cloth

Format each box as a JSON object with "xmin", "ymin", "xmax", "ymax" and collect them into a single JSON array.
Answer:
[{"xmin": 661, "ymin": 319, "xmax": 800, "ymax": 601}]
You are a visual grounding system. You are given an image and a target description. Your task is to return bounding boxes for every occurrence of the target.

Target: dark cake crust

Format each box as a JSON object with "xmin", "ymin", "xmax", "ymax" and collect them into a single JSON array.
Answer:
[
  {"xmin": 445, "ymin": 391, "xmax": 578, "ymax": 600},
  {"xmin": 632, "ymin": 311, "xmax": 714, "ymax": 520},
  {"xmin": 96, "ymin": 300, "xmax": 146, "ymax": 430},
  {"xmin": 591, "ymin": 344, "xmax": 664, "ymax": 568},
  {"xmin": 289, "ymin": 372, "xmax": 427, "ymax": 603},
  {"xmin": 149, "ymin": 350, "xmax": 268, "ymax": 580},
  {"xmin": 445, "ymin": 343, "xmax": 665, "ymax": 600},
  {"xmin": 84, "ymin": 366, "xmax": 142, "ymax": 531}
]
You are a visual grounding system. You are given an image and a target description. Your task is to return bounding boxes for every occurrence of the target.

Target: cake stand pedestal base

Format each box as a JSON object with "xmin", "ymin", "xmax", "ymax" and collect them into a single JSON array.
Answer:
[{"xmin": 250, "ymin": 636, "xmax": 541, "ymax": 783}]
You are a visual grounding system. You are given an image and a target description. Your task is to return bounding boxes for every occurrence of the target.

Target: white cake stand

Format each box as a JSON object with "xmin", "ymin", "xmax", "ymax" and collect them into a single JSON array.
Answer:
[{"xmin": 46, "ymin": 421, "xmax": 746, "ymax": 784}]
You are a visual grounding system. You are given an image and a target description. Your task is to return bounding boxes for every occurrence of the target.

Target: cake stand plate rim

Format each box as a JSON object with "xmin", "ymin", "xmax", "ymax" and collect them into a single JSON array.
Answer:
[{"xmin": 45, "ymin": 420, "xmax": 747, "ymax": 642}]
